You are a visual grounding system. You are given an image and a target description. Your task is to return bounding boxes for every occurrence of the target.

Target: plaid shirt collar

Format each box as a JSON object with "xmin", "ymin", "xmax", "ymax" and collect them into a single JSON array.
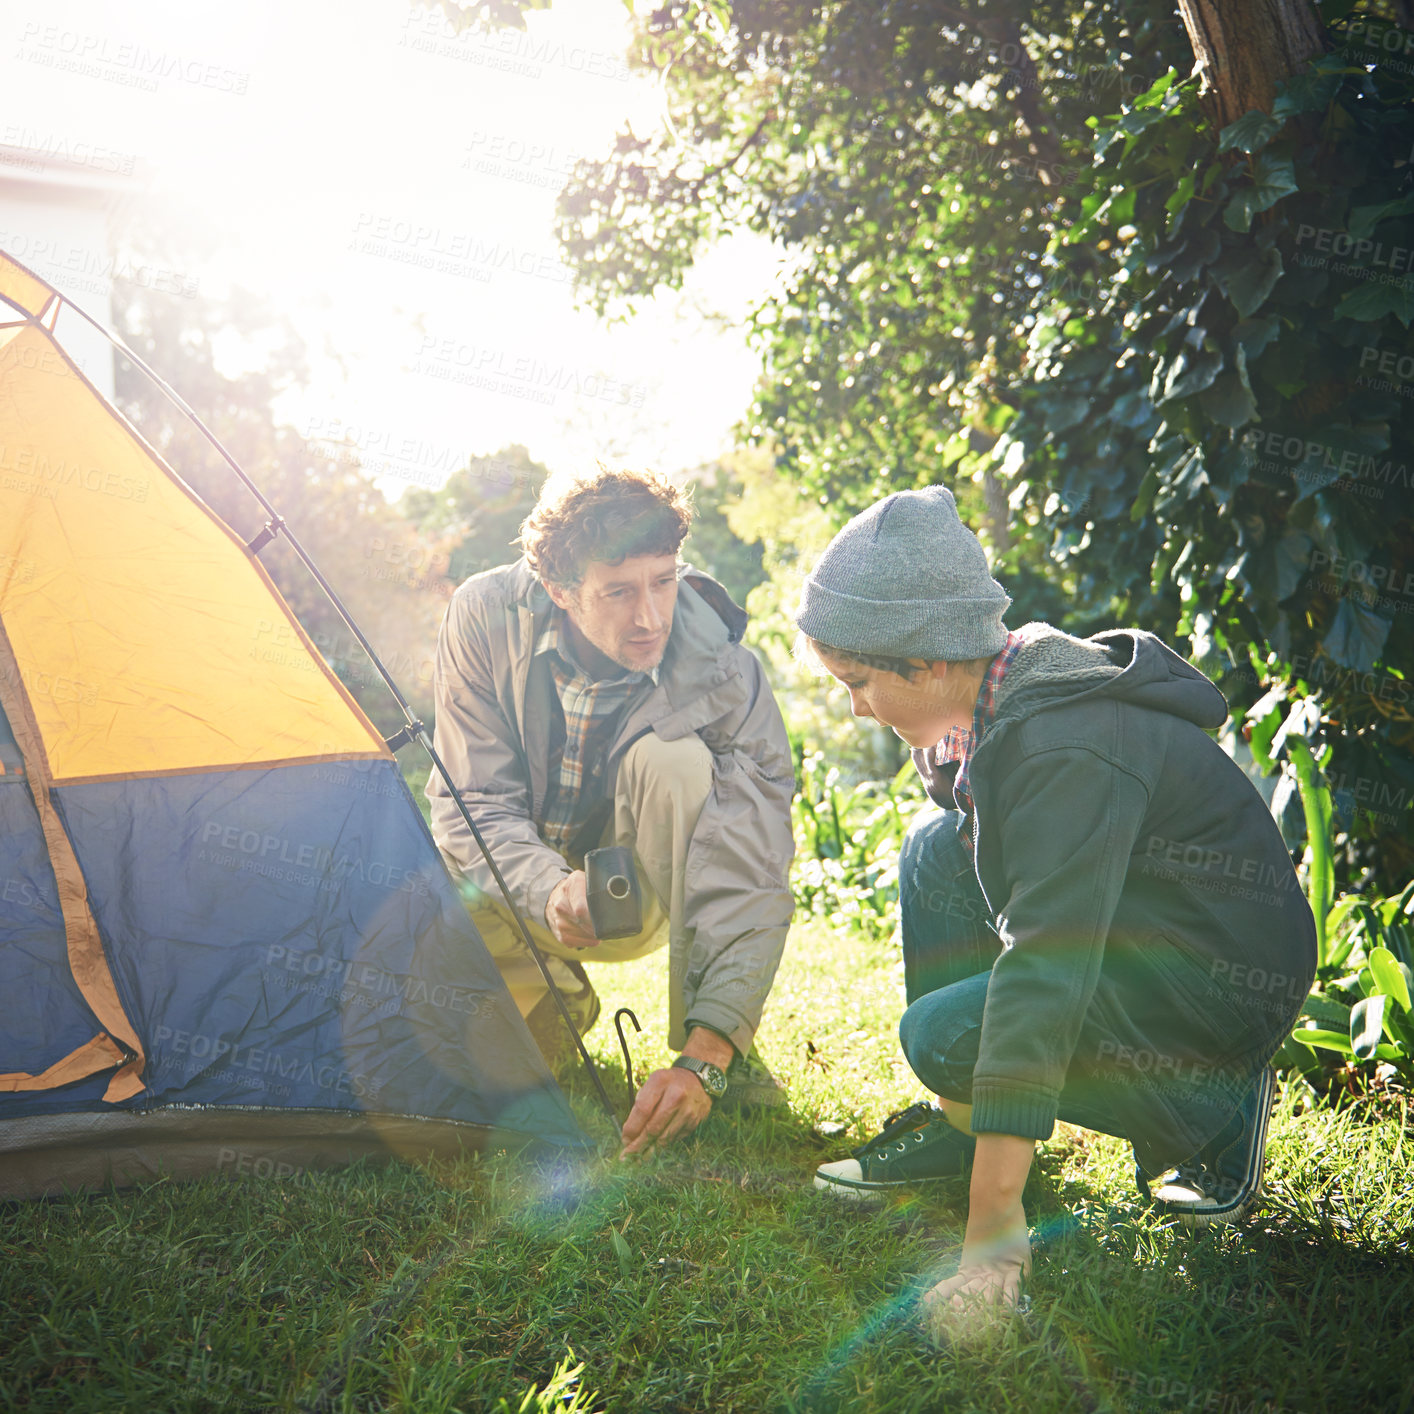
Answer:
[
  {"xmin": 533, "ymin": 609, "xmax": 658, "ymax": 854},
  {"xmin": 932, "ymin": 630, "xmax": 1025, "ymax": 769},
  {"xmin": 931, "ymin": 629, "xmax": 1031, "ymax": 841}
]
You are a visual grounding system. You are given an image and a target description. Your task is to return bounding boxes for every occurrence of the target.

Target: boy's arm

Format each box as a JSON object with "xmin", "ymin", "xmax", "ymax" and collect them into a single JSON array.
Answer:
[{"xmin": 923, "ymin": 1134, "xmax": 1034, "ymax": 1315}]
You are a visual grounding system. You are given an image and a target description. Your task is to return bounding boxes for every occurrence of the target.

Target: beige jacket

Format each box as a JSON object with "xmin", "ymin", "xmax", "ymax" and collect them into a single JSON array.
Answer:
[{"xmin": 427, "ymin": 558, "xmax": 795, "ymax": 1054}]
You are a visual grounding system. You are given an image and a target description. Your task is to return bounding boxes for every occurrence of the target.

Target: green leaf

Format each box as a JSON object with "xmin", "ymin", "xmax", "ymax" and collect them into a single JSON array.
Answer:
[
  {"xmin": 1335, "ymin": 279, "xmax": 1414, "ymax": 327},
  {"xmin": 1301, "ymin": 990, "xmax": 1353, "ymax": 1030},
  {"xmin": 1351, "ymin": 993, "xmax": 1387, "ymax": 1058},
  {"xmin": 610, "ymin": 1226, "xmax": 634, "ymax": 1278},
  {"xmin": 1388, "ymin": 996, "xmax": 1414, "ymax": 1052},
  {"xmin": 1129, "ymin": 468, "xmax": 1158, "ymax": 522},
  {"xmin": 1219, "ymin": 248, "xmax": 1284, "ymax": 319},
  {"xmin": 1165, "ymin": 172, "xmax": 1196, "ymax": 215},
  {"xmin": 1291, "ymin": 1024, "xmax": 1354, "ymax": 1055},
  {"xmin": 1161, "ymin": 225, "xmax": 1222, "ymax": 283},
  {"xmin": 1272, "ymin": 530, "xmax": 1315, "ymax": 600},
  {"xmin": 1325, "ymin": 893, "xmax": 1363, "ymax": 942},
  {"xmin": 1046, "ymin": 392, "xmax": 1093, "ymax": 431},
  {"xmin": 1132, "ymin": 69, "xmax": 1178, "ymax": 110},
  {"xmin": 1199, "ymin": 346, "xmax": 1258, "ymax": 428},
  {"xmin": 1160, "ymin": 346, "xmax": 1223, "ymax": 402},
  {"xmin": 1118, "ymin": 106, "xmax": 1167, "ymax": 137},
  {"xmin": 1223, "ymin": 152, "xmax": 1298, "ymax": 233},
  {"xmin": 1322, "ymin": 598, "xmax": 1393, "ymax": 675},
  {"xmin": 1272, "ymin": 65, "xmax": 1345, "ymax": 119},
  {"xmin": 1231, "ymin": 313, "xmax": 1282, "ymax": 359},
  {"xmin": 1218, "ymin": 110, "xmax": 1283, "ymax": 155},
  {"xmin": 1369, "ymin": 946, "xmax": 1412, "ymax": 1010},
  {"xmin": 1290, "ymin": 738, "xmax": 1334, "ymax": 959},
  {"xmin": 1346, "ymin": 193, "xmax": 1414, "ymax": 241},
  {"xmin": 1245, "ymin": 687, "xmax": 1286, "ymax": 772}
]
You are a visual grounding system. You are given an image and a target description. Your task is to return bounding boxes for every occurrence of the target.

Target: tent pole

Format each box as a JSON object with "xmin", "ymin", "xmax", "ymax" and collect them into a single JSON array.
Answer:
[{"xmin": 61, "ymin": 296, "xmax": 626, "ymax": 1140}]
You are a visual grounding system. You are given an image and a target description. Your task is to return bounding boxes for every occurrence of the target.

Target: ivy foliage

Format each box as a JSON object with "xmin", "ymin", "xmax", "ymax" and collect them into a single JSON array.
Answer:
[
  {"xmin": 557, "ymin": 2, "xmax": 1414, "ymax": 891},
  {"xmin": 1002, "ymin": 17, "xmax": 1414, "ymax": 890}
]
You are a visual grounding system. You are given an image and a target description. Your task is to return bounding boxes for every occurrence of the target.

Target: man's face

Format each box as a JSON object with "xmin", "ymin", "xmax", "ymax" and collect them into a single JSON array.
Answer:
[
  {"xmin": 547, "ymin": 553, "xmax": 680, "ymax": 675},
  {"xmin": 817, "ymin": 649, "xmax": 977, "ymax": 748}
]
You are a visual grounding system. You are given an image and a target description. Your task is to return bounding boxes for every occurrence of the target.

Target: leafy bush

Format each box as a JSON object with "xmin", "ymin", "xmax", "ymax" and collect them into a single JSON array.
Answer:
[
  {"xmin": 1263, "ymin": 715, "xmax": 1414, "ymax": 1090},
  {"xmin": 790, "ymin": 749, "xmax": 924, "ymax": 944}
]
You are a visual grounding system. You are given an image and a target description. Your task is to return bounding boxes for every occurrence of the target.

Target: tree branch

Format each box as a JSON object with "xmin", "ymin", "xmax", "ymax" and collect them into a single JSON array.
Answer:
[{"xmin": 671, "ymin": 106, "xmax": 775, "ymax": 193}]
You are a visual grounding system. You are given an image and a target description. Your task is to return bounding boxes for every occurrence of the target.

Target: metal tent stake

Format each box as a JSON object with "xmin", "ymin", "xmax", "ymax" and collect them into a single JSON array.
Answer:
[{"xmin": 614, "ymin": 1008, "xmax": 642, "ymax": 1105}]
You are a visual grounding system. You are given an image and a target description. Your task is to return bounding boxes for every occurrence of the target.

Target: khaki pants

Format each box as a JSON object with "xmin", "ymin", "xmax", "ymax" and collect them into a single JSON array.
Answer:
[{"xmin": 467, "ymin": 732, "xmax": 714, "ymax": 1029}]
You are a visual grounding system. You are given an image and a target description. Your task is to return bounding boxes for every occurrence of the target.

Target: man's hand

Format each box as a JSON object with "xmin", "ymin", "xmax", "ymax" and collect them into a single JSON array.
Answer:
[
  {"xmin": 545, "ymin": 871, "xmax": 598, "ymax": 949},
  {"xmin": 619, "ymin": 1027, "xmax": 735, "ymax": 1158}
]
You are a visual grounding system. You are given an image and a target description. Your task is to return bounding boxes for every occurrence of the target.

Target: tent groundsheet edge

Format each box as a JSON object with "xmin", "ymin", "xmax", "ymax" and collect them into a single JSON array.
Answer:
[{"xmin": 0, "ymin": 1105, "xmax": 589, "ymax": 1201}]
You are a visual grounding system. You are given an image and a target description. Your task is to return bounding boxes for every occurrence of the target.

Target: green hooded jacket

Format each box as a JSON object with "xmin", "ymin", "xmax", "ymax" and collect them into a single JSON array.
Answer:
[{"xmin": 913, "ymin": 624, "xmax": 1317, "ymax": 1170}]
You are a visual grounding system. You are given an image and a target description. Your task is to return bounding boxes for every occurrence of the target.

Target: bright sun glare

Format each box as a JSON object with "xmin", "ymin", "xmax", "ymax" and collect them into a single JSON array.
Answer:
[{"xmin": 0, "ymin": 0, "xmax": 781, "ymax": 500}]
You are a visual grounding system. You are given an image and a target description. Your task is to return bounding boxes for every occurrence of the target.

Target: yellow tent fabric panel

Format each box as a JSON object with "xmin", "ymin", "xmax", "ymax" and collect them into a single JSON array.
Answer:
[
  {"xmin": 0, "ymin": 320, "xmax": 385, "ymax": 782},
  {"xmin": 0, "ymin": 252, "xmax": 54, "ymax": 322}
]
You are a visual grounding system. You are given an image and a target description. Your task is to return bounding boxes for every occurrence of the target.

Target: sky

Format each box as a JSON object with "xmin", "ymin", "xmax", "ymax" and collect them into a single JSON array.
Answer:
[{"xmin": 0, "ymin": 0, "xmax": 780, "ymax": 501}]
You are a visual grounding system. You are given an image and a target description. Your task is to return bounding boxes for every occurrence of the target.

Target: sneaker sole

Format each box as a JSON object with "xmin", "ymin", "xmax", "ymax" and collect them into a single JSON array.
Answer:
[
  {"xmin": 811, "ymin": 1172, "xmax": 894, "ymax": 1203},
  {"xmin": 812, "ymin": 1170, "xmax": 964, "ymax": 1202},
  {"xmin": 1162, "ymin": 1067, "xmax": 1276, "ymax": 1230},
  {"xmin": 814, "ymin": 1170, "xmax": 887, "ymax": 1204}
]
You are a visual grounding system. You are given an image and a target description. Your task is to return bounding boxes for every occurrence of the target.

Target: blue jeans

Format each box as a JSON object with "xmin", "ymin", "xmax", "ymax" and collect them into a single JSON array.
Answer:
[{"xmin": 895, "ymin": 809, "xmax": 1246, "ymax": 1173}]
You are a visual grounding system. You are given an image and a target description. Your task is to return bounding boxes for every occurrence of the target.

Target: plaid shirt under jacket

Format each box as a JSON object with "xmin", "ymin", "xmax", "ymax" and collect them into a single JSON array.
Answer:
[
  {"xmin": 533, "ymin": 610, "xmax": 658, "ymax": 857},
  {"xmin": 931, "ymin": 626, "xmax": 1032, "ymax": 853}
]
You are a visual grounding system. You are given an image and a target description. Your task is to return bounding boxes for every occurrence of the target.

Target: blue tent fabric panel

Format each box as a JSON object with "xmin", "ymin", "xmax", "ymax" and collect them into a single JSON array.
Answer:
[
  {"xmin": 45, "ymin": 758, "xmax": 582, "ymax": 1147},
  {"xmin": 0, "ymin": 777, "xmax": 108, "ymax": 1082}
]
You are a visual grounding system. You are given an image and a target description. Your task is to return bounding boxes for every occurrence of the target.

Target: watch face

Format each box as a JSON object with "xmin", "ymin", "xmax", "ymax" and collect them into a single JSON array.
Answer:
[
  {"xmin": 676, "ymin": 1057, "xmax": 728, "ymax": 1098},
  {"xmin": 700, "ymin": 1063, "xmax": 728, "ymax": 1099}
]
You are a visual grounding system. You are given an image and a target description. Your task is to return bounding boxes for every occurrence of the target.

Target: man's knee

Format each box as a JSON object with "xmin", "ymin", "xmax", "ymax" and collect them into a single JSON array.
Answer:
[{"xmin": 618, "ymin": 731, "xmax": 713, "ymax": 804}]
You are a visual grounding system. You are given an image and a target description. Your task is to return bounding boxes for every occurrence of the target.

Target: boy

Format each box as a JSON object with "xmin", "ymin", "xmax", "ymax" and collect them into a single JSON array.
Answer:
[{"xmin": 794, "ymin": 487, "xmax": 1316, "ymax": 1312}]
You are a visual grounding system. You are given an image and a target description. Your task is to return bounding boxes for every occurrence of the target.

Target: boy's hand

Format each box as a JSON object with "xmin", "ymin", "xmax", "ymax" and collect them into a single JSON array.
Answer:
[
  {"xmin": 921, "ymin": 1134, "xmax": 1034, "ymax": 1331},
  {"xmin": 921, "ymin": 1218, "xmax": 1031, "ymax": 1313}
]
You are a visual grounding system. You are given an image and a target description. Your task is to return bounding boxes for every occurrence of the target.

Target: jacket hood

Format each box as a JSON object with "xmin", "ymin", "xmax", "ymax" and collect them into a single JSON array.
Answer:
[{"xmin": 993, "ymin": 623, "xmax": 1228, "ymax": 732}]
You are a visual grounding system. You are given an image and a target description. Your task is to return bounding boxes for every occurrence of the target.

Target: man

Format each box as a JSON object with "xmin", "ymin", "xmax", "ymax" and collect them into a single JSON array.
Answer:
[
  {"xmin": 794, "ymin": 486, "xmax": 1315, "ymax": 1317},
  {"xmin": 429, "ymin": 466, "xmax": 796, "ymax": 1154}
]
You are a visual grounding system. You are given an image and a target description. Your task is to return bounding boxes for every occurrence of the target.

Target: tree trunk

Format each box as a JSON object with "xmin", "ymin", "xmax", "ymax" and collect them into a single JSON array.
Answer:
[{"xmin": 1176, "ymin": 0, "xmax": 1328, "ymax": 129}]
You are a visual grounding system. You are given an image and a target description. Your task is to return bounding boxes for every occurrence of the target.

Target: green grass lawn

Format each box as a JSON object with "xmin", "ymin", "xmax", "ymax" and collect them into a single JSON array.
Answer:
[{"xmin": 3, "ymin": 919, "xmax": 1412, "ymax": 1413}]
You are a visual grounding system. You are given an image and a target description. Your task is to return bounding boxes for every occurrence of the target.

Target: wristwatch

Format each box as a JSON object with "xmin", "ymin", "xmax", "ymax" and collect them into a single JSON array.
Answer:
[{"xmin": 671, "ymin": 1055, "xmax": 729, "ymax": 1100}]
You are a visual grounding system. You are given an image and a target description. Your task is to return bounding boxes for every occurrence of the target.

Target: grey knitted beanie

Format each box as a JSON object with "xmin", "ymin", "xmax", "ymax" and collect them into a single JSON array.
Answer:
[{"xmin": 794, "ymin": 487, "xmax": 1011, "ymax": 661}]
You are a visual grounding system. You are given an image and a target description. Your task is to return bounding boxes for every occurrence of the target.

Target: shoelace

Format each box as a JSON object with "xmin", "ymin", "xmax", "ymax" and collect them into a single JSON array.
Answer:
[{"xmin": 851, "ymin": 1101, "xmax": 936, "ymax": 1158}]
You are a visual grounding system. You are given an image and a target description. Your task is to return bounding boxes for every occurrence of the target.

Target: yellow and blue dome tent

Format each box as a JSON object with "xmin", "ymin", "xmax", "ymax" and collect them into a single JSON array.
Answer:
[{"xmin": 0, "ymin": 248, "xmax": 587, "ymax": 1197}]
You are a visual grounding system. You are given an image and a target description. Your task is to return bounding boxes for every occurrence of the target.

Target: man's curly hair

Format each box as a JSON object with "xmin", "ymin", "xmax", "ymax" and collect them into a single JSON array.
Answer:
[{"xmin": 520, "ymin": 466, "xmax": 693, "ymax": 588}]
